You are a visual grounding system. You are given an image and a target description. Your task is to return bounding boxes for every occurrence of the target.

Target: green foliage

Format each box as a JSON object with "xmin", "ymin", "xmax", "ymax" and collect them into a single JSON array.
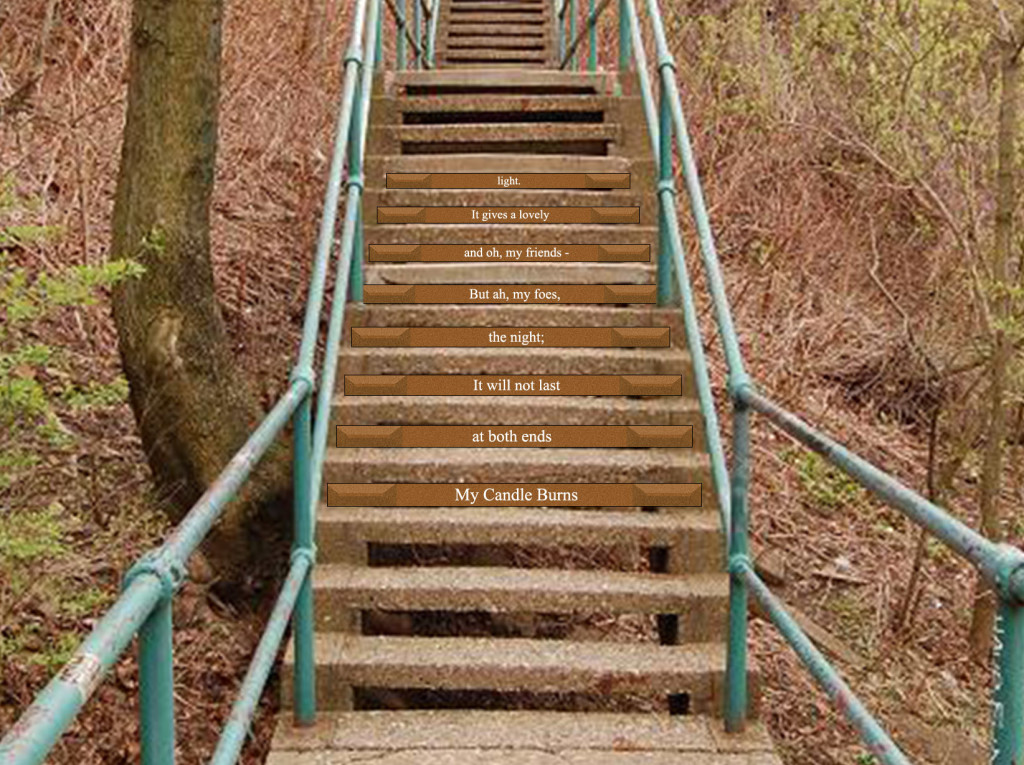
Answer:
[
  {"xmin": 0, "ymin": 502, "xmax": 67, "ymax": 561},
  {"xmin": 793, "ymin": 0, "xmax": 993, "ymax": 178},
  {"xmin": 784, "ymin": 449, "xmax": 864, "ymax": 510},
  {"xmin": 1, "ymin": 178, "xmax": 144, "ymax": 489},
  {"xmin": 0, "ymin": 177, "xmax": 140, "ymax": 670}
]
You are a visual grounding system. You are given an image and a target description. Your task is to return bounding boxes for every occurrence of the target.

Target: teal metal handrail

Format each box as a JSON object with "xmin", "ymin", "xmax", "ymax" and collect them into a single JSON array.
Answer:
[
  {"xmin": 558, "ymin": 3, "xmax": 1024, "ymax": 764},
  {"xmin": 0, "ymin": 0, "xmax": 435, "ymax": 761}
]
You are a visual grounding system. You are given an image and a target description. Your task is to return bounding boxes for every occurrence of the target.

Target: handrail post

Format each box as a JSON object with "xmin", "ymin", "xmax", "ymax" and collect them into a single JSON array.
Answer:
[
  {"xmin": 348, "ymin": 77, "xmax": 365, "ymax": 302},
  {"xmin": 656, "ymin": 71, "xmax": 675, "ymax": 305},
  {"xmin": 397, "ymin": 0, "xmax": 407, "ymax": 69},
  {"xmin": 568, "ymin": 0, "xmax": 576, "ymax": 69},
  {"xmin": 587, "ymin": 0, "xmax": 596, "ymax": 72},
  {"xmin": 139, "ymin": 597, "xmax": 175, "ymax": 764},
  {"xmin": 425, "ymin": 0, "xmax": 434, "ymax": 65},
  {"xmin": 557, "ymin": 1, "xmax": 565, "ymax": 65},
  {"xmin": 725, "ymin": 389, "xmax": 751, "ymax": 733},
  {"xmin": 993, "ymin": 598, "xmax": 1024, "ymax": 765},
  {"xmin": 375, "ymin": 5, "xmax": 384, "ymax": 69},
  {"xmin": 413, "ymin": 0, "xmax": 422, "ymax": 69},
  {"xmin": 351, "ymin": 204, "xmax": 365, "ymax": 301},
  {"xmin": 290, "ymin": 391, "xmax": 316, "ymax": 725},
  {"xmin": 617, "ymin": 0, "xmax": 629, "ymax": 72}
]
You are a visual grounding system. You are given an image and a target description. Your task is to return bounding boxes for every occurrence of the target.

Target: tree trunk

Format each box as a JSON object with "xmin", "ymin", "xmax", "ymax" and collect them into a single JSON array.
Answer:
[
  {"xmin": 109, "ymin": 0, "xmax": 287, "ymax": 580},
  {"xmin": 968, "ymin": 29, "xmax": 1020, "ymax": 663}
]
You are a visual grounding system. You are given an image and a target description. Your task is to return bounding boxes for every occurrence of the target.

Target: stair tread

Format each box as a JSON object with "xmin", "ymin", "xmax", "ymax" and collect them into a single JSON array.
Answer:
[
  {"xmin": 342, "ymin": 346, "xmax": 685, "ymax": 359},
  {"xmin": 392, "ymin": 70, "xmax": 612, "ymax": 88},
  {"xmin": 440, "ymin": 23, "xmax": 550, "ymax": 35},
  {"xmin": 286, "ymin": 634, "xmax": 727, "ymax": 692},
  {"xmin": 368, "ymin": 154, "xmax": 642, "ymax": 171},
  {"xmin": 271, "ymin": 710, "xmax": 779, "ymax": 758},
  {"xmin": 348, "ymin": 305, "xmax": 678, "ymax": 324},
  {"xmin": 365, "ymin": 263, "xmax": 652, "ymax": 284},
  {"xmin": 338, "ymin": 346, "xmax": 689, "ymax": 380},
  {"xmin": 321, "ymin": 447, "xmax": 713, "ymax": 491},
  {"xmin": 318, "ymin": 505, "xmax": 720, "ymax": 542},
  {"xmin": 332, "ymin": 396, "xmax": 706, "ymax": 443},
  {"xmin": 366, "ymin": 191, "xmax": 644, "ymax": 206},
  {"xmin": 313, "ymin": 565, "xmax": 726, "ymax": 614},
  {"xmin": 365, "ymin": 226, "xmax": 657, "ymax": 246},
  {"xmin": 445, "ymin": 15, "xmax": 548, "ymax": 24},
  {"xmin": 333, "ymin": 394, "xmax": 700, "ymax": 412},
  {"xmin": 325, "ymin": 446, "xmax": 707, "ymax": 464}
]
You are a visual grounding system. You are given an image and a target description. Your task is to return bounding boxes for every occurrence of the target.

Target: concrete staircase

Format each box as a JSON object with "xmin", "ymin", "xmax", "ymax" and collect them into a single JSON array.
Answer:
[
  {"xmin": 269, "ymin": 7, "xmax": 781, "ymax": 761},
  {"xmin": 436, "ymin": 0, "xmax": 556, "ymax": 68}
]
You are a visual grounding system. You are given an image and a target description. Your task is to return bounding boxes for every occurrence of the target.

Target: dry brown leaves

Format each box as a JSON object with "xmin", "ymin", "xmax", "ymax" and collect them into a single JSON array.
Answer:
[{"xmin": 1, "ymin": 0, "xmax": 353, "ymax": 761}]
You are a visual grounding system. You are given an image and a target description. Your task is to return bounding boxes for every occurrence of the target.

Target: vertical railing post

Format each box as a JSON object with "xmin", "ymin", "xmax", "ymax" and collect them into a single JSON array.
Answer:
[
  {"xmin": 139, "ymin": 597, "xmax": 175, "ymax": 764},
  {"xmin": 375, "ymin": 3, "xmax": 383, "ymax": 69},
  {"xmin": 348, "ymin": 77, "xmax": 365, "ymax": 302},
  {"xmin": 568, "ymin": 0, "xmax": 576, "ymax": 69},
  {"xmin": 557, "ymin": 1, "xmax": 564, "ymax": 65},
  {"xmin": 587, "ymin": 0, "xmax": 596, "ymax": 72},
  {"xmin": 656, "ymin": 74, "xmax": 674, "ymax": 306},
  {"xmin": 425, "ymin": 0, "xmax": 434, "ymax": 66},
  {"xmin": 351, "ymin": 204, "xmax": 365, "ymax": 301},
  {"xmin": 409, "ymin": 0, "xmax": 417, "ymax": 68},
  {"xmin": 617, "ymin": 0, "xmax": 630, "ymax": 71},
  {"xmin": 725, "ymin": 391, "xmax": 751, "ymax": 733},
  {"xmin": 993, "ymin": 597, "xmax": 1024, "ymax": 765},
  {"xmin": 290, "ymin": 392, "xmax": 316, "ymax": 725},
  {"xmin": 397, "ymin": 0, "xmax": 407, "ymax": 69}
]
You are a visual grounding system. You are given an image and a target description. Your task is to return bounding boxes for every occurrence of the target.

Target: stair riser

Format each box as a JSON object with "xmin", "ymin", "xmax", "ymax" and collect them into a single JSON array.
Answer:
[
  {"xmin": 313, "ymin": 587, "xmax": 726, "ymax": 642},
  {"xmin": 284, "ymin": 666, "xmax": 718, "ymax": 712}
]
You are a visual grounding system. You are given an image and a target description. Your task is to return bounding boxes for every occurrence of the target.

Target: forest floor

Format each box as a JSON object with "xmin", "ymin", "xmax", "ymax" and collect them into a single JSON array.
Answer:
[{"xmin": 2, "ymin": 1, "xmax": 1023, "ymax": 764}]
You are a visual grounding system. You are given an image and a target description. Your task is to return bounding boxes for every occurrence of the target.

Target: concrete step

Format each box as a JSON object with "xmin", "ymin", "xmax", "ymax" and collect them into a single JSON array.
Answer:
[
  {"xmin": 283, "ymin": 635, "xmax": 730, "ymax": 712},
  {"xmin": 448, "ymin": 3, "xmax": 546, "ymax": 12},
  {"xmin": 442, "ymin": 37, "xmax": 549, "ymax": 49},
  {"xmin": 332, "ymin": 394, "xmax": 704, "ymax": 439},
  {"xmin": 390, "ymin": 69, "xmax": 613, "ymax": 96},
  {"xmin": 367, "ymin": 153, "xmax": 648, "ymax": 175},
  {"xmin": 441, "ymin": 62, "xmax": 553, "ymax": 69},
  {"xmin": 321, "ymin": 446, "xmax": 713, "ymax": 487},
  {"xmin": 445, "ymin": 12, "xmax": 548, "ymax": 24},
  {"xmin": 442, "ymin": 51, "xmax": 551, "ymax": 61},
  {"xmin": 364, "ymin": 262, "xmax": 654, "ymax": 285},
  {"xmin": 348, "ymin": 305, "xmax": 677, "ymax": 331},
  {"xmin": 318, "ymin": 507, "xmax": 722, "ymax": 569},
  {"xmin": 442, "ymin": 23, "xmax": 549, "ymax": 37},
  {"xmin": 364, "ymin": 189, "xmax": 644, "ymax": 208},
  {"xmin": 312, "ymin": 566, "xmax": 727, "ymax": 639},
  {"xmin": 269, "ymin": 710, "xmax": 782, "ymax": 764},
  {"xmin": 441, "ymin": 52, "xmax": 551, "ymax": 65},
  {"xmin": 364, "ymin": 224, "xmax": 658, "ymax": 246},
  {"xmin": 336, "ymin": 346, "xmax": 690, "ymax": 377},
  {"xmin": 370, "ymin": 124, "xmax": 621, "ymax": 156},
  {"xmin": 373, "ymin": 95, "xmax": 610, "ymax": 124}
]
